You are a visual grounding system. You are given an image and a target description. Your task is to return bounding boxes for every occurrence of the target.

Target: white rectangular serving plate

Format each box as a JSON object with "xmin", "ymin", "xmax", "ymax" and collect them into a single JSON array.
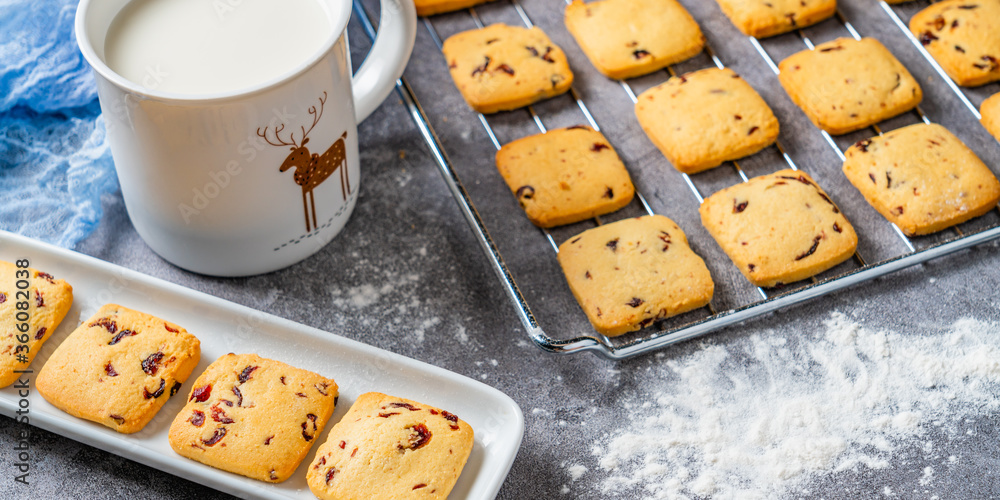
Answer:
[{"xmin": 0, "ymin": 231, "xmax": 523, "ymax": 499}]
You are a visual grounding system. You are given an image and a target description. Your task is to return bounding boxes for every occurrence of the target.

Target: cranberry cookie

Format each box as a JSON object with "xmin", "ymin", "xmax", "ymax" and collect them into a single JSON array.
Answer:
[
  {"xmin": 307, "ymin": 392, "xmax": 474, "ymax": 500},
  {"xmin": 778, "ymin": 37, "xmax": 923, "ymax": 134},
  {"xmin": 0, "ymin": 261, "xmax": 73, "ymax": 388},
  {"xmin": 843, "ymin": 123, "xmax": 1000, "ymax": 236},
  {"xmin": 909, "ymin": 0, "xmax": 1000, "ymax": 87},
  {"xmin": 983, "ymin": 92, "xmax": 1000, "ymax": 142},
  {"xmin": 700, "ymin": 170, "xmax": 857, "ymax": 287},
  {"xmin": 495, "ymin": 125, "xmax": 635, "ymax": 227},
  {"xmin": 564, "ymin": 0, "xmax": 704, "ymax": 79},
  {"xmin": 442, "ymin": 24, "xmax": 574, "ymax": 114},
  {"xmin": 414, "ymin": 0, "xmax": 494, "ymax": 17},
  {"xmin": 168, "ymin": 353, "xmax": 338, "ymax": 483},
  {"xmin": 714, "ymin": 0, "xmax": 837, "ymax": 38},
  {"xmin": 557, "ymin": 215, "xmax": 714, "ymax": 336},
  {"xmin": 36, "ymin": 304, "xmax": 200, "ymax": 433},
  {"xmin": 635, "ymin": 68, "xmax": 779, "ymax": 173}
]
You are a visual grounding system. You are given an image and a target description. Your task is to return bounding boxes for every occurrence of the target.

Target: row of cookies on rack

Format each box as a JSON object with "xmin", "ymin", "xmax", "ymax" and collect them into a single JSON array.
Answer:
[
  {"xmin": 511, "ymin": 120, "xmax": 998, "ymax": 337},
  {"xmin": 0, "ymin": 263, "xmax": 472, "ymax": 500},
  {"xmin": 439, "ymin": 0, "xmax": 1000, "ymax": 127},
  {"xmin": 423, "ymin": 0, "xmax": 885, "ymax": 40},
  {"xmin": 433, "ymin": 0, "xmax": 1000, "ymax": 336},
  {"xmin": 430, "ymin": 0, "xmax": 1000, "ymax": 88},
  {"xmin": 438, "ymin": 0, "xmax": 999, "ymax": 137}
]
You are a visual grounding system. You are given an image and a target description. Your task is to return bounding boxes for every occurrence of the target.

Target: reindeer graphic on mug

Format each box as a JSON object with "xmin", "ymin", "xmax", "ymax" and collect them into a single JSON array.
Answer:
[{"xmin": 257, "ymin": 92, "xmax": 351, "ymax": 233}]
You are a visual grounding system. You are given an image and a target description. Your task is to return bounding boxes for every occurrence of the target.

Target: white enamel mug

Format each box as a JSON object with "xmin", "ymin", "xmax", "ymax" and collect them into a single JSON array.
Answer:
[{"xmin": 75, "ymin": 0, "xmax": 416, "ymax": 276}]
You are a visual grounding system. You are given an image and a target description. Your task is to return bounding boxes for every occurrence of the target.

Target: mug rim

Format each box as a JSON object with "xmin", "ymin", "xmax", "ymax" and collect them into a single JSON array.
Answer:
[{"xmin": 75, "ymin": 0, "xmax": 354, "ymax": 104}]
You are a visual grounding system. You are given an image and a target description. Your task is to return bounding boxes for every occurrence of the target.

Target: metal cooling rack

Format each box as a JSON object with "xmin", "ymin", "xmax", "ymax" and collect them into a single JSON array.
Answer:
[{"xmin": 353, "ymin": 0, "xmax": 1000, "ymax": 359}]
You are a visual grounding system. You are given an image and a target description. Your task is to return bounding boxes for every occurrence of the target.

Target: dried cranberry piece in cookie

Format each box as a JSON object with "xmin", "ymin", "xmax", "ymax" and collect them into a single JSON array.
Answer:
[
  {"xmin": 202, "ymin": 427, "xmax": 226, "ymax": 446},
  {"xmin": 108, "ymin": 329, "xmax": 137, "ymax": 345},
  {"xmin": 90, "ymin": 318, "xmax": 117, "ymax": 334},
  {"xmin": 141, "ymin": 351, "xmax": 165, "ymax": 375},
  {"xmin": 441, "ymin": 411, "xmax": 461, "ymax": 430},
  {"xmin": 190, "ymin": 384, "xmax": 212, "ymax": 402},
  {"xmin": 237, "ymin": 365, "xmax": 258, "ymax": 384},
  {"xmin": 398, "ymin": 423, "xmax": 432, "ymax": 450},
  {"xmin": 167, "ymin": 353, "xmax": 337, "ymax": 483},
  {"xmin": 144, "ymin": 379, "xmax": 165, "ymax": 399},
  {"xmin": 189, "ymin": 410, "xmax": 205, "ymax": 427}
]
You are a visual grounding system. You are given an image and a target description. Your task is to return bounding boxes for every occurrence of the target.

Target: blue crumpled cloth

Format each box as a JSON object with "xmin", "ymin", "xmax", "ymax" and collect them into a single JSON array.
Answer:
[{"xmin": 0, "ymin": 0, "xmax": 119, "ymax": 248}]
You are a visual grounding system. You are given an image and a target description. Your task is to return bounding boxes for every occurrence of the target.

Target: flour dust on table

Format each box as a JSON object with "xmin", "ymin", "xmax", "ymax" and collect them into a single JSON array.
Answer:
[{"xmin": 582, "ymin": 312, "xmax": 1000, "ymax": 499}]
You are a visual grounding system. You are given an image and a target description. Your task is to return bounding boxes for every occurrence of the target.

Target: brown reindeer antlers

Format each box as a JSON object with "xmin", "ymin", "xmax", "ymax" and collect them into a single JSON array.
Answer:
[
  {"xmin": 257, "ymin": 92, "xmax": 327, "ymax": 149},
  {"xmin": 256, "ymin": 123, "xmax": 298, "ymax": 148},
  {"xmin": 300, "ymin": 91, "xmax": 327, "ymax": 143}
]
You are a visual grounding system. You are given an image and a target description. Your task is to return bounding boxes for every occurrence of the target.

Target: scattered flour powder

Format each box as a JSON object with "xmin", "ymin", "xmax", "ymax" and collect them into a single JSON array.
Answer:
[
  {"xmin": 568, "ymin": 464, "xmax": 588, "ymax": 481},
  {"xmin": 590, "ymin": 313, "xmax": 1000, "ymax": 498}
]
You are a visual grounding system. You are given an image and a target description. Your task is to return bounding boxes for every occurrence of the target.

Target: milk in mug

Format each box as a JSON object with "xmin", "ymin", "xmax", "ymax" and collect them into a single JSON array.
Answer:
[{"xmin": 103, "ymin": 0, "xmax": 332, "ymax": 95}]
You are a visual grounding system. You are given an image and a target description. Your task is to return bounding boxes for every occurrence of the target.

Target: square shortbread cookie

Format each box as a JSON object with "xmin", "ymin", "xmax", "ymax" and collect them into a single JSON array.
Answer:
[
  {"xmin": 168, "ymin": 353, "xmax": 338, "ymax": 483},
  {"xmin": 635, "ymin": 68, "xmax": 780, "ymax": 173},
  {"xmin": 778, "ymin": 37, "xmax": 923, "ymax": 135},
  {"xmin": 699, "ymin": 170, "xmax": 858, "ymax": 287},
  {"xmin": 0, "ymin": 261, "xmax": 73, "ymax": 388},
  {"xmin": 842, "ymin": 123, "xmax": 1000, "ymax": 236},
  {"xmin": 307, "ymin": 392, "xmax": 474, "ymax": 500},
  {"xmin": 495, "ymin": 125, "xmax": 635, "ymax": 227},
  {"xmin": 714, "ymin": 0, "xmax": 837, "ymax": 38},
  {"xmin": 36, "ymin": 304, "xmax": 200, "ymax": 434},
  {"xmin": 442, "ymin": 24, "xmax": 574, "ymax": 114},
  {"xmin": 564, "ymin": 0, "xmax": 705, "ymax": 79},
  {"xmin": 909, "ymin": 0, "xmax": 1000, "ymax": 87},
  {"xmin": 983, "ymin": 92, "xmax": 1000, "ymax": 142},
  {"xmin": 414, "ymin": 0, "xmax": 493, "ymax": 16},
  {"xmin": 557, "ymin": 215, "xmax": 715, "ymax": 336}
]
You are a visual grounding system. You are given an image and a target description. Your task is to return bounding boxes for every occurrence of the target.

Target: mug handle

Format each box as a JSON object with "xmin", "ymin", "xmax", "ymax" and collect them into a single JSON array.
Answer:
[{"xmin": 351, "ymin": 0, "xmax": 417, "ymax": 122}]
